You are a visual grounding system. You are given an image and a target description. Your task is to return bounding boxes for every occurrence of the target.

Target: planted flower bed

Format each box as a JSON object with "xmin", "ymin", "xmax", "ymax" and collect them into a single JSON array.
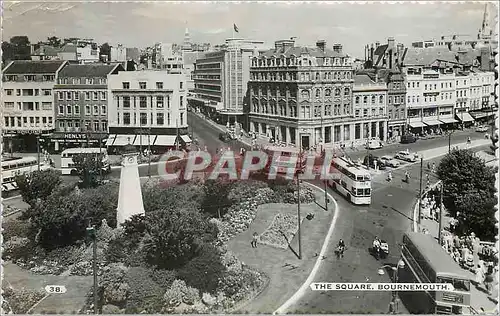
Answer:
[{"xmin": 259, "ymin": 213, "xmax": 303, "ymax": 249}]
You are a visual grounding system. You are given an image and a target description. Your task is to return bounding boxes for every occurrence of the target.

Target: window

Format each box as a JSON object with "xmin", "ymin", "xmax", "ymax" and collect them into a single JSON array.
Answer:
[
  {"xmin": 325, "ymin": 89, "xmax": 331, "ymax": 97},
  {"xmin": 335, "ymin": 88, "xmax": 340, "ymax": 96},
  {"xmin": 93, "ymin": 92, "xmax": 98, "ymax": 100},
  {"xmin": 101, "ymin": 105, "xmax": 106, "ymax": 115},
  {"xmin": 5, "ymin": 89, "xmax": 13, "ymax": 95},
  {"xmin": 59, "ymin": 105, "xmax": 64, "ymax": 115},
  {"xmin": 355, "ymin": 96, "xmax": 360, "ymax": 104},
  {"xmin": 66, "ymin": 105, "xmax": 72, "ymax": 114},
  {"xmin": 58, "ymin": 92, "xmax": 64, "ymax": 100},
  {"xmin": 140, "ymin": 96, "xmax": 147, "ymax": 108},
  {"xmin": 157, "ymin": 113, "xmax": 164, "ymax": 125},
  {"xmin": 139, "ymin": 82, "xmax": 147, "ymax": 89},
  {"xmin": 101, "ymin": 121, "xmax": 107, "ymax": 131},
  {"xmin": 59, "ymin": 121, "xmax": 65, "ymax": 129},
  {"xmin": 156, "ymin": 82, "xmax": 163, "ymax": 89},
  {"xmin": 344, "ymin": 88, "xmax": 350, "ymax": 96},
  {"xmin": 85, "ymin": 91, "xmax": 91, "ymax": 100},
  {"xmin": 315, "ymin": 89, "xmax": 321, "ymax": 98},
  {"xmin": 180, "ymin": 96, "xmax": 184, "ymax": 107},
  {"xmin": 94, "ymin": 121, "xmax": 100, "ymax": 131},
  {"xmin": 75, "ymin": 105, "xmax": 80, "ymax": 114},
  {"xmin": 93, "ymin": 105, "xmax": 99, "ymax": 115},
  {"xmin": 74, "ymin": 91, "xmax": 79, "ymax": 100},
  {"xmin": 180, "ymin": 81, "xmax": 183, "ymax": 89},
  {"xmin": 371, "ymin": 95, "xmax": 375, "ymax": 104},
  {"xmin": 16, "ymin": 89, "xmax": 21, "ymax": 96},
  {"xmin": 363, "ymin": 96, "xmax": 368, "ymax": 104},
  {"xmin": 85, "ymin": 105, "xmax": 91, "ymax": 115},
  {"xmin": 86, "ymin": 78, "xmax": 94, "ymax": 85},
  {"xmin": 156, "ymin": 96, "xmax": 164, "ymax": 108},
  {"xmin": 122, "ymin": 82, "xmax": 130, "ymax": 89},
  {"xmin": 140, "ymin": 113, "xmax": 147, "ymax": 125},
  {"xmin": 123, "ymin": 96, "xmax": 131, "ymax": 108},
  {"xmin": 123, "ymin": 113, "xmax": 131, "ymax": 125},
  {"xmin": 100, "ymin": 91, "xmax": 106, "ymax": 100},
  {"xmin": 66, "ymin": 91, "xmax": 72, "ymax": 100},
  {"xmin": 425, "ymin": 84, "xmax": 427, "ymax": 90},
  {"xmin": 180, "ymin": 112, "xmax": 184, "ymax": 126}
]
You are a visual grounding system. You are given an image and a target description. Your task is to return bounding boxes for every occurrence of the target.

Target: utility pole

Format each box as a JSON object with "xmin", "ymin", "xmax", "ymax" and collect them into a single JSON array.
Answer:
[
  {"xmin": 448, "ymin": 131, "xmax": 452, "ymax": 153},
  {"xmin": 176, "ymin": 119, "xmax": 180, "ymax": 151},
  {"xmin": 418, "ymin": 157, "xmax": 423, "ymax": 225},
  {"xmin": 86, "ymin": 224, "xmax": 98, "ymax": 314},
  {"xmin": 297, "ymin": 145, "xmax": 302, "ymax": 260},
  {"xmin": 37, "ymin": 135, "xmax": 41, "ymax": 171},
  {"xmin": 324, "ymin": 178, "xmax": 328, "ymax": 212}
]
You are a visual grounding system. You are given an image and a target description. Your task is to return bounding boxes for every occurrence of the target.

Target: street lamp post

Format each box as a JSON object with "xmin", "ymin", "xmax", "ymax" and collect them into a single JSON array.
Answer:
[
  {"xmin": 418, "ymin": 157, "xmax": 423, "ymax": 224},
  {"xmin": 148, "ymin": 127, "xmax": 151, "ymax": 178},
  {"xmin": 37, "ymin": 134, "xmax": 41, "ymax": 171},
  {"xmin": 86, "ymin": 225, "xmax": 98, "ymax": 314},
  {"xmin": 297, "ymin": 146, "xmax": 303, "ymax": 260},
  {"xmin": 378, "ymin": 259, "xmax": 405, "ymax": 314}
]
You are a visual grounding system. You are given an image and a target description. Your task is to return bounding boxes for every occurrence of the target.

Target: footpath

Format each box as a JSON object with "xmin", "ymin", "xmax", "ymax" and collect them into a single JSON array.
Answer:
[{"xmin": 228, "ymin": 183, "xmax": 337, "ymax": 313}]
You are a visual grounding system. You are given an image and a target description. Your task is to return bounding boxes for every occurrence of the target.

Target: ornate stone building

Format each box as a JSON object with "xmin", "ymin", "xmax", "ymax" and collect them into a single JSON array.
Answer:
[{"xmin": 248, "ymin": 39, "xmax": 355, "ymax": 150}]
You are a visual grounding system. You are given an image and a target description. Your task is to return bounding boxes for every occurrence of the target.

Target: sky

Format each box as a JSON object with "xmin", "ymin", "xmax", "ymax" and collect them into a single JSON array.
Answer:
[{"xmin": 2, "ymin": 1, "xmax": 498, "ymax": 59}]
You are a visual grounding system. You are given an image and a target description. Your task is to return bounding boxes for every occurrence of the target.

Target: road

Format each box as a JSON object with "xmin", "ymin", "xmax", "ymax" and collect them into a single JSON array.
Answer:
[{"xmin": 289, "ymin": 145, "xmax": 489, "ymax": 314}]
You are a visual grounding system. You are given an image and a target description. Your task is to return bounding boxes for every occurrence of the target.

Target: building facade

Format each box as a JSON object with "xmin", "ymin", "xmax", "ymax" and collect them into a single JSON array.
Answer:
[
  {"xmin": 190, "ymin": 38, "xmax": 266, "ymax": 127},
  {"xmin": 248, "ymin": 39, "xmax": 360, "ymax": 149},
  {"xmin": 2, "ymin": 60, "xmax": 67, "ymax": 152},
  {"xmin": 106, "ymin": 70, "xmax": 190, "ymax": 152},
  {"xmin": 51, "ymin": 63, "xmax": 124, "ymax": 151}
]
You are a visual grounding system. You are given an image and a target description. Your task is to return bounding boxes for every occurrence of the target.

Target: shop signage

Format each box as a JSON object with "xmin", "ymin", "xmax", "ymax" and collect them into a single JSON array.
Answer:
[
  {"xmin": 51, "ymin": 132, "xmax": 107, "ymax": 140},
  {"xmin": 2, "ymin": 129, "xmax": 47, "ymax": 135}
]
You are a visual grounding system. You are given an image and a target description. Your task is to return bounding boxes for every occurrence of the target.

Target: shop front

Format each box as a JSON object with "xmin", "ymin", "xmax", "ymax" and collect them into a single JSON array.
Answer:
[
  {"xmin": 1, "ymin": 129, "xmax": 53, "ymax": 153},
  {"xmin": 50, "ymin": 132, "xmax": 108, "ymax": 153}
]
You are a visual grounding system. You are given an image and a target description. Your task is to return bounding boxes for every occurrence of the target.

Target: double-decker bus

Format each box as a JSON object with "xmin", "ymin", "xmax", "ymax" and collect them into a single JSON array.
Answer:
[
  {"xmin": 60, "ymin": 148, "xmax": 111, "ymax": 175},
  {"xmin": 263, "ymin": 146, "xmax": 307, "ymax": 177},
  {"xmin": 1, "ymin": 156, "xmax": 51, "ymax": 191},
  {"xmin": 399, "ymin": 232, "xmax": 472, "ymax": 314},
  {"xmin": 326, "ymin": 156, "xmax": 371, "ymax": 204}
]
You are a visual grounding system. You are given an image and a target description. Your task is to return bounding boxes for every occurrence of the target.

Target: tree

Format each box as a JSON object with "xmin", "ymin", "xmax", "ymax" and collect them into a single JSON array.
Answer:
[
  {"xmin": 73, "ymin": 153, "xmax": 104, "ymax": 188},
  {"xmin": 46, "ymin": 36, "xmax": 61, "ymax": 48},
  {"xmin": 142, "ymin": 208, "xmax": 218, "ymax": 269},
  {"xmin": 201, "ymin": 179, "xmax": 234, "ymax": 218},
  {"xmin": 9, "ymin": 36, "xmax": 31, "ymax": 60},
  {"xmin": 15, "ymin": 169, "xmax": 62, "ymax": 207},
  {"xmin": 99, "ymin": 42, "xmax": 111, "ymax": 62},
  {"xmin": 2, "ymin": 41, "xmax": 13, "ymax": 63},
  {"xmin": 437, "ymin": 149, "xmax": 497, "ymax": 241},
  {"xmin": 142, "ymin": 183, "xmax": 203, "ymax": 213}
]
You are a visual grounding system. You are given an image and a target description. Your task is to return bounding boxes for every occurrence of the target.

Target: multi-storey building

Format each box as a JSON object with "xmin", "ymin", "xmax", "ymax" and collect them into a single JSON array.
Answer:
[
  {"xmin": 468, "ymin": 70, "xmax": 496, "ymax": 123},
  {"xmin": 454, "ymin": 72, "xmax": 475, "ymax": 126},
  {"xmin": 405, "ymin": 65, "xmax": 458, "ymax": 134},
  {"xmin": 352, "ymin": 74, "xmax": 388, "ymax": 143},
  {"xmin": 379, "ymin": 70, "xmax": 407, "ymax": 139},
  {"xmin": 51, "ymin": 63, "xmax": 124, "ymax": 151},
  {"xmin": 248, "ymin": 39, "xmax": 357, "ymax": 149},
  {"xmin": 190, "ymin": 38, "xmax": 266, "ymax": 127},
  {"xmin": 106, "ymin": 70, "xmax": 190, "ymax": 152},
  {"xmin": 2, "ymin": 60, "xmax": 67, "ymax": 152}
]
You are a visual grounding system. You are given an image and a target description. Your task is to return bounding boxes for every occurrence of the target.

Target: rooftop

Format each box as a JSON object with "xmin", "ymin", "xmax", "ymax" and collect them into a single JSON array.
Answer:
[
  {"xmin": 59, "ymin": 64, "xmax": 122, "ymax": 78},
  {"xmin": 3, "ymin": 60, "xmax": 67, "ymax": 74},
  {"xmin": 403, "ymin": 47, "xmax": 457, "ymax": 66}
]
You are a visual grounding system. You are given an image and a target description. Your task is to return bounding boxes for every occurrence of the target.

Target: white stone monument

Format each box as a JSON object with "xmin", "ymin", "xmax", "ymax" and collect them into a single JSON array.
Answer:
[{"xmin": 116, "ymin": 143, "xmax": 145, "ymax": 226}]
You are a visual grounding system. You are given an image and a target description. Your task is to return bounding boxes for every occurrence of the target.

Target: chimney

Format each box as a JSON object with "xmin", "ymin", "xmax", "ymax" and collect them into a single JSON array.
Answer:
[
  {"xmin": 275, "ymin": 41, "xmax": 284, "ymax": 51},
  {"xmin": 316, "ymin": 40, "xmax": 326, "ymax": 52},
  {"xmin": 387, "ymin": 37, "xmax": 395, "ymax": 50},
  {"xmin": 375, "ymin": 41, "xmax": 380, "ymax": 48},
  {"xmin": 370, "ymin": 44, "xmax": 374, "ymax": 62},
  {"xmin": 333, "ymin": 43, "xmax": 343, "ymax": 54}
]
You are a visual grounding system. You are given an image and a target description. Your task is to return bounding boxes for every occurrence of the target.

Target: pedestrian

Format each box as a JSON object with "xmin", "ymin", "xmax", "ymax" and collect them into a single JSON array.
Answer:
[
  {"xmin": 474, "ymin": 264, "xmax": 485, "ymax": 288},
  {"xmin": 251, "ymin": 232, "xmax": 258, "ymax": 248}
]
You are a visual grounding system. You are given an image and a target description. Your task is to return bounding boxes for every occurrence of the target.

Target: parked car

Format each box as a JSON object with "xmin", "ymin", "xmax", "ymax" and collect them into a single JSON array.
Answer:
[
  {"xmin": 401, "ymin": 134, "xmax": 417, "ymax": 144},
  {"xmin": 367, "ymin": 155, "xmax": 387, "ymax": 170},
  {"xmin": 476, "ymin": 126, "xmax": 489, "ymax": 132},
  {"xmin": 219, "ymin": 133, "xmax": 231, "ymax": 142},
  {"xmin": 395, "ymin": 151, "xmax": 417, "ymax": 162},
  {"xmin": 380, "ymin": 155, "xmax": 401, "ymax": 168},
  {"xmin": 366, "ymin": 139, "xmax": 383, "ymax": 150}
]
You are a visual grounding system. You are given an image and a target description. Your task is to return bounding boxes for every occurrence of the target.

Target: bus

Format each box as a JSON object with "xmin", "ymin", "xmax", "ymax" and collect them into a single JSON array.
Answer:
[
  {"xmin": 263, "ymin": 146, "xmax": 307, "ymax": 177},
  {"xmin": 399, "ymin": 232, "xmax": 471, "ymax": 314},
  {"xmin": 326, "ymin": 156, "xmax": 371, "ymax": 204},
  {"xmin": 1, "ymin": 156, "xmax": 51, "ymax": 192},
  {"xmin": 60, "ymin": 148, "xmax": 111, "ymax": 176}
]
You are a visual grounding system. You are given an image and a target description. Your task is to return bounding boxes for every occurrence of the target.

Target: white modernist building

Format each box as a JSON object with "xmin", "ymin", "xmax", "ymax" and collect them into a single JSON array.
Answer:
[{"xmin": 106, "ymin": 70, "xmax": 190, "ymax": 151}]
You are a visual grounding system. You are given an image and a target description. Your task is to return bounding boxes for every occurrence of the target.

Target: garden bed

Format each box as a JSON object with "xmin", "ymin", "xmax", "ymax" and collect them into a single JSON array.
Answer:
[{"xmin": 258, "ymin": 213, "xmax": 304, "ymax": 249}]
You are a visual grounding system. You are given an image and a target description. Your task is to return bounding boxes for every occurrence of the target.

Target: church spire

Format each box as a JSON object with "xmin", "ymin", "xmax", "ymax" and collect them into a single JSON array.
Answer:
[
  {"xmin": 182, "ymin": 23, "xmax": 192, "ymax": 51},
  {"xmin": 480, "ymin": 3, "xmax": 491, "ymax": 39}
]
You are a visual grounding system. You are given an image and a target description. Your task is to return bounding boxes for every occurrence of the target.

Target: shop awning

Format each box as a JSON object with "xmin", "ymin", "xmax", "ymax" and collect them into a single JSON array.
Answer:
[
  {"xmin": 423, "ymin": 119, "xmax": 442, "ymax": 126},
  {"xmin": 105, "ymin": 135, "xmax": 116, "ymax": 146},
  {"xmin": 154, "ymin": 135, "xmax": 177, "ymax": 146},
  {"xmin": 456, "ymin": 113, "xmax": 475, "ymax": 122},
  {"xmin": 114, "ymin": 134, "xmax": 135, "ymax": 146},
  {"xmin": 470, "ymin": 112, "xmax": 495, "ymax": 119},
  {"xmin": 133, "ymin": 134, "xmax": 156, "ymax": 146},
  {"xmin": 3, "ymin": 182, "xmax": 17, "ymax": 191},
  {"xmin": 180, "ymin": 135, "xmax": 192, "ymax": 143},
  {"xmin": 409, "ymin": 121, "xmax": 426, "ymax": 128},
  {"xmin": 439, "ymin": 117, "xmax": 459, "ymax": 124}
]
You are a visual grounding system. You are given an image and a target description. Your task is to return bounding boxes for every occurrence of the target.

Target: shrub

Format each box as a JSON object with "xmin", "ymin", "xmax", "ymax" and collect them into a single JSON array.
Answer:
[
  {"xmin": 99, "ymin": 263, "xmax": 129, "ymax": 308},
  {"xmin": 149, "ymin": 269, "xmax": 177, "ymax": 289},
  {"xmin": 219, "ymin": 268, "xmax": 263, "ymax": 298},
  {"xmin": 1, "ymin": 287, "xmax": 46, "ymax": 314},
  {"xmin": 2, "ymin": 219, "xmax": 31, "ymax": 242},
  {"xmin": 3, "ymin": 237, "xmax": 33, "ymax": 260},
  {"xmin": 125, "ymin": 267, "xmax": 164, "ymax": 313},
  {"xmin": 177, "ymin": 244, "xmax": 227, "ymax": 294}
]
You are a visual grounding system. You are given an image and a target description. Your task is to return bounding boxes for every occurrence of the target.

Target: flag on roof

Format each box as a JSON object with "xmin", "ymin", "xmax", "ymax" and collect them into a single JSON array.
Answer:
[{"xmin": 233, "ymin": 24, "xmax": 239, "ymax": 33}]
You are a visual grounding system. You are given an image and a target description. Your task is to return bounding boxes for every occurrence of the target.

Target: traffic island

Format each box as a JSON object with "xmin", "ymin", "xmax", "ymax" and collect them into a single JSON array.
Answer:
[{"xmin": 227, "ymin": 183, "xmax": 336, "ymax": 313}]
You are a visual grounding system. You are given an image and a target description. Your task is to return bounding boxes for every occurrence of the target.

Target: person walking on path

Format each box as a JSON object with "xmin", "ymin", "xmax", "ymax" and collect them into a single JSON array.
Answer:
[
  {"xmin": 251, "ymin": 232, "xmax": 259, "ymax": 248},
  {"xmin": 474, "ymin": 264, "xmax": 485, "ymax": 289}
]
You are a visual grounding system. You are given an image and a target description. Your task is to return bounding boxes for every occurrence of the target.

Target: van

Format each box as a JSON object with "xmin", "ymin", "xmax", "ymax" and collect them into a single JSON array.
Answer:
[{"xmin": 401, "ymin": 134, "xmax": 417, "ymax": 144}]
